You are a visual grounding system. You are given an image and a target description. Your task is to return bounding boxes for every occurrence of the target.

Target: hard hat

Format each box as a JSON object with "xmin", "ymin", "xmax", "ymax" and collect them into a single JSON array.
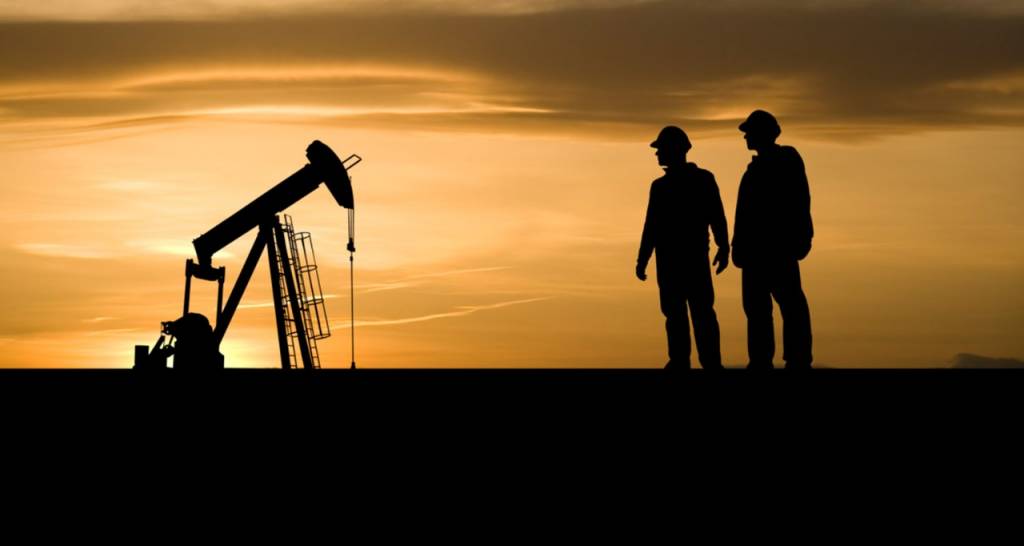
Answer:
[
  {"xmin": 739, "ymin": 110, "xmax": 781, "ymax": 138},
  {"xmin": 650, "ymin": 125, "xmax": 692, "ymax": 151}
]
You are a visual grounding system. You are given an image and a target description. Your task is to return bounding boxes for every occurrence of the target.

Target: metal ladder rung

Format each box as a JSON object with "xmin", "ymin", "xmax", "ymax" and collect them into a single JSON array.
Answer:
[{"xmin": 276, "ymin": 214, "xmax": 330, "ymax": 369}]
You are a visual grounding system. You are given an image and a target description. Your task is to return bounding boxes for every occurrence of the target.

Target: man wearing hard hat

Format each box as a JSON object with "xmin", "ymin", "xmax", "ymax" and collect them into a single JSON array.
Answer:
[
  {"xmin": 637, "ymin": 126, "xmax": 730, "ymax": 370},
  {"xmin": 732, "ymin": 110, "xmax": 814, "ymax": 369}
]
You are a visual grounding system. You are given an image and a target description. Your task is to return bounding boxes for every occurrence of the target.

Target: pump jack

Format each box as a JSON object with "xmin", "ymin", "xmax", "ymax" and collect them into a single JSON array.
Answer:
[{"xmin": 134, "ymin": 140, "xmax": 359, "ymax": 370}]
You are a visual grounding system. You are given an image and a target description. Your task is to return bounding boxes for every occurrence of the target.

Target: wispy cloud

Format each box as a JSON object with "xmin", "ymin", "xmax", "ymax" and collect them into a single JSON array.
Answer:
[
  {"xmin": 5, "ymin": 1, "xmax": 1023, "ymax": 22},
  {"xmin": 82, "ymin": 327, "xmax": 142, "ymax": 336},
  {"xmin": 237, "ymin": 294, "xmax": 340, "ymax": 310},
  {"xmin": 237, "ymin": 267, "xmax": 516, "ymax": 308},
  {"xmin": 15, "ymin": 240, "xmax": 235, "ymax": 260},
  {"xmin": 1, "ymin": 4, "xmax": 1021, "ymax": 141},
  {"xmin": 360, "ymin": 266, "xmax": 511, "ymax": 293},
  {"xmin": 15, "ymin": 243, "xmax": 117, "ymax": 259},
  {"xmin": 333, "ymin": 297, "xmax": 551, "ymax": 329},
  {"xmin": 125, "ymin": 240, "xmax": 235, "ymax": 259},
  {"xmin": 96, "ymin": 180, "xmax": 165, "ymax": 192},
  {"xmin": 0, "ymin": 0, "xmax": 657, "ymax": 21}
]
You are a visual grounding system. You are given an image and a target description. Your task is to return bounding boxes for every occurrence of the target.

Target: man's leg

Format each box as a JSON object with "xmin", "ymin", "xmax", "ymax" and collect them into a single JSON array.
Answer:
[
  {"xmin": 688, "ymin": 259, "xmax": 723, "ymax": 369},
  {"xmin": 742, "ymin": 265, "xmax": 775, "ymax": 369},
  {"xmin": 658, "ymin": 273, "xmax": 691, "ymax": 368},
  {"xmin": 772, "ymin": 261, "xmax": 813, "ymax": 369}
]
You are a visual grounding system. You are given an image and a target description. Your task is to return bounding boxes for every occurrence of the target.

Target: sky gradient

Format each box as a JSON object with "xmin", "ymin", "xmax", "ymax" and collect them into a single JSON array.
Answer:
[{"xmin": 1, "ymin": 0, "xmax": 1022, "ymax": 367}]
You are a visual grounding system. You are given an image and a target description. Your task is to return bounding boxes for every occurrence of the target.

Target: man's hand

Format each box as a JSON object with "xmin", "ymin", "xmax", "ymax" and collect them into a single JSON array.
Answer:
[
  {"xmin": 636, "ymin": 262, "xmax": 647, "ymax": 281},
  {"xmin": 713, "ymin": 248, "xmax": 729, "ymax": 275}
]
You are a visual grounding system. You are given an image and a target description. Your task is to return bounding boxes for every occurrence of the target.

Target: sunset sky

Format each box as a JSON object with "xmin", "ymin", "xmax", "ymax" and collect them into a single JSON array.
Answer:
[{"xmin": 1, "ymin": 0, "xmax": 1022, "ymax": 368}]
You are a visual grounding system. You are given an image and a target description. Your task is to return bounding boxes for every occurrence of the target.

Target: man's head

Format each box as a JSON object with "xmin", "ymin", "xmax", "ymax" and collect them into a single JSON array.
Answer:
[
  {"xmin": 739, "ymin": 110, "xmax": 781, "ymax": 152},
  {"xmin": 650, "ymin": 125, "xmax": 691, "ymax": 169}
]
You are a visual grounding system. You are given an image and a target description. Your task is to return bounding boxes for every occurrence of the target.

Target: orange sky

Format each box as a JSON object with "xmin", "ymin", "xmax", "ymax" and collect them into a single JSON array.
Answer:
[{"xmin": 1, "ymin": 1, "xmax": 1022, "ymax": 367}]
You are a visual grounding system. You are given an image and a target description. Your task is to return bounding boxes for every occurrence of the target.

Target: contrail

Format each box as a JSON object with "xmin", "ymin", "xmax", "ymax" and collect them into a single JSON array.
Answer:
[{"xmin": 332, "ymin": 297, "xmax": 551, "ymax": 329}]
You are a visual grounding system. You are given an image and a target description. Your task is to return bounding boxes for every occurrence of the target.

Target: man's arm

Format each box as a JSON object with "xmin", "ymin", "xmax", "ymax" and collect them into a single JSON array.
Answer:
[
  {"xmin": 636, "ymin": 185, "xmax": 655, "ymax": 281},
  {"xmin": 789, "ymin": 149, "xmax": 813, "ymax": 260},
  {"xmin": 731, "ymin": 174, "xmax": 749, "ymax": 269},
  {"xmin": 708, "ymin": 173, "xmax": 730, "ymax": 274}
]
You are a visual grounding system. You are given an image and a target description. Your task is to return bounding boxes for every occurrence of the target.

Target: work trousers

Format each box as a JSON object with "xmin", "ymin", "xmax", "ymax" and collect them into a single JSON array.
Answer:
[
  {"xmin": 741, "ymin": 260, "xmax": 813, "ymax": 369},
  {"xmin": 657, "ymin": 254, "xmax": 722, "ymax": 369}
]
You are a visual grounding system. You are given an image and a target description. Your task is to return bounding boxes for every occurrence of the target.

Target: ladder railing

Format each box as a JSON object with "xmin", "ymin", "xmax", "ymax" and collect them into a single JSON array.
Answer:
[
  {"xmin": 281, "ymin": 214, "xmax": 331, "ymax": 369},
  {"xmin": 272, "ymin": 234, "xmax": 299, "ymax": 368}
]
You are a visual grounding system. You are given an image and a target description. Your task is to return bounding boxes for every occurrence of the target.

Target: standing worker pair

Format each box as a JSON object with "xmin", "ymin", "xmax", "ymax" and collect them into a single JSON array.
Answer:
[{"xmin": 636, "ymin": 110, "xmax": 814, "ymax": 370}]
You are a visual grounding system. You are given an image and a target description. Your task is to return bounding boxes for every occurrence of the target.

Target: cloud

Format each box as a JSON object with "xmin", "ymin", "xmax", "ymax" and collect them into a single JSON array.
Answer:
[
  {"xmin": 332, "ymin": 297, "xmax": 550, "ymax": 328},
  {"xmin": 96, "ymin": 180, "xmax": 165, "ymax": 192},
  {"xmin": 82, "ymin": 327, "xmax": 142, "ymax": 336},
  {"xmin": 0, "ymin": 3, "xmax": 1021, "ymax": 141},
  {"xmin": 232, "ymin": 266, "xmax": 513, "ymax": 311},
  {"xmin": 0, "ymin": 1, "xmax": 657, "ymax": 21},
  {"xmin": 237, "ymin": 293, "xmax": 340, "ymax": 310},
  {"xmin": 2, "ymin": 1, "xmax": 1021, "ymax": 22},
  {"xmin": 125, "ymin": 240, "xmax": 235, "ymax": 258},
  {"xmin": 951, "ymin": 353, "xmax": 1024, "ymax": 369},
  {"xmin": 689, "ymin": 0, "xmax": 1024, "ymax": 15},
  {"xmin": 15, "ymin": 243, "xmax": 117, "ymax": 259},
  {"xmin": 360, "ymin": 266, "xmax": 511, "ymax": 293},
  {"xmin": 14, "ymin": 240, "xmax": 235, "ymax": 260},
  {"xmin": 82, "ymin": 316, "xmax": 116, "ymax": 323}
]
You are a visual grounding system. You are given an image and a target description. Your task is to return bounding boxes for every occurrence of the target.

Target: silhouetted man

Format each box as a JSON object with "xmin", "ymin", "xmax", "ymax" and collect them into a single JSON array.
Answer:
[
  {"xmin": 732, "ymin": 110, "xmax": 813, "ymax": 369},
  {"xmin": 637, "ymin": 126, "xmax": 729, "ymax": 369}
]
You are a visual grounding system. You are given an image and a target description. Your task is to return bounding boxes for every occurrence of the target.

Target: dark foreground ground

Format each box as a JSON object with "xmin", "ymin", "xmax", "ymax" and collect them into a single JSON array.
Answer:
[
  {"xmin": 1, "ymin": 368, "xmax": 1018, "ymax": 420},
  {"xmin": 1, "ymin": 369, "xmax": 1019, "ymax": 491}
]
